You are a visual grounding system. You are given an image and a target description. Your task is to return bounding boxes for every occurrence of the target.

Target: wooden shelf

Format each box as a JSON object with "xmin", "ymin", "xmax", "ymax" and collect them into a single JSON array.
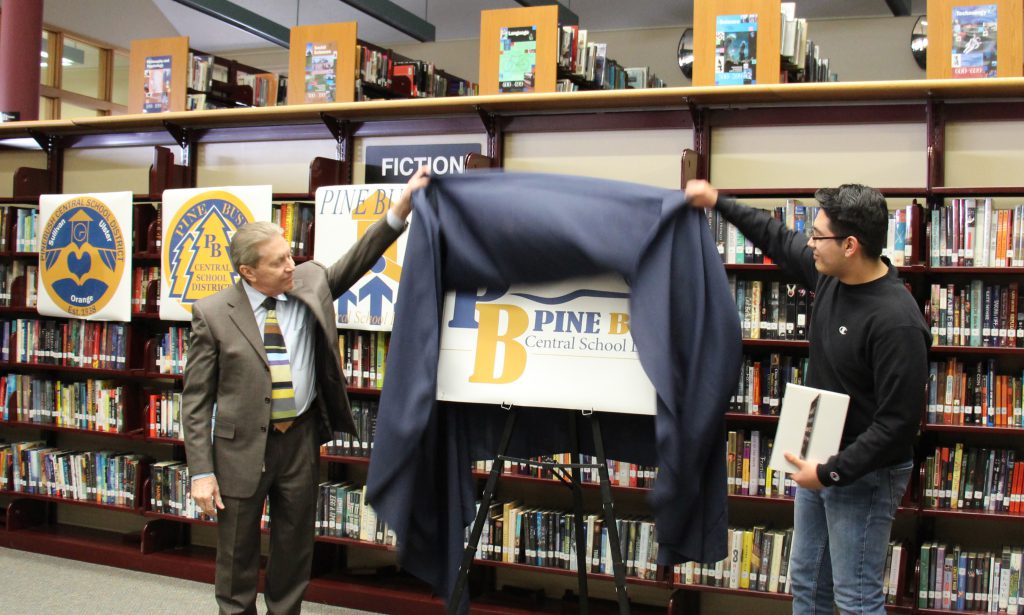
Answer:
[
  {"xmin": 741, "ymin": 339, "xmax": 809, "ymax": 349},
  {"xmin": 0, "ymin": 361, "xmax": 137, "ymax": 378},
  {"xmin": 0, "ymin": 420, "xmax": 144, "ymax": 440},
  {"xmin": 724, "ymin": 412, "xmax": 780, "ymax": 423},
  {"xmin": 1, "ymin": 490, "xmax": 140, "ymax": 513},
  {"xmin": 922, "ymin": 423, "xmax": 1024, "ymax": 435},
  {"xmin": 4, "ymin": 79, "xmax": 1024, "ymax": 143},
  {"xmin": 925, "ymin": 266, "xmax": 1024, "ymax": 275},
  {"xmin": 473, "ymin": 558, "xmax": 671, "ymax": 589},
  {"xmin": 930, "ymin": 345, "xmax": 1024, "ymax": 356},
  {"xmin": 320, "ymin": 454, "xmax": 371, "ymax": 465},
  {"xmin": 918, "ymin": 507, "xmax": 1024, "ymax": 522}
]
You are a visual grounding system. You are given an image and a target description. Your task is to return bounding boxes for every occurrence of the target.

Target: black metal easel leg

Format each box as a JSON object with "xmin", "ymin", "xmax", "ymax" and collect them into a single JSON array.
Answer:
[
  {"xmin": 569, "ymin": 412, "xmax": 590, "ymax": 615},
  {"xmin": 590, "ymin": 414, "xmax": 631, "ymax": 615},
  {"xmin": 447, "ymin": 407, "xmax": 518, "ymax": 615}
]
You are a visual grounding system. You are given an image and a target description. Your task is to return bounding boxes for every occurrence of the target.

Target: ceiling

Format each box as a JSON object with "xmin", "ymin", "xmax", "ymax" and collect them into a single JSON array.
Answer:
[{"xmin": 26, "ymin": 0, "xmax": 927, "ymax": 52}]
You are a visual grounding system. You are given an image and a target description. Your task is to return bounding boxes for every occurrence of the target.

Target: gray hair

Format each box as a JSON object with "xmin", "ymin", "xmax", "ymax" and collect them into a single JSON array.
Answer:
[{"xmin": 229, "ymin": 221, "xmax": 284, "ymax": 273}]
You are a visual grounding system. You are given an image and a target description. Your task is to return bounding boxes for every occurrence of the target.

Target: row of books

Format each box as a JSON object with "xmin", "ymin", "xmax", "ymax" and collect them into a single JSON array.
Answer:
[
  {"xmin": 0, "ymin": 375, "xmax": 126, "ymax": 431},
  {"xmin": 474, "ymin": 455, "xmax": 658, "ymax": 489},
  {"xmin": 706, "ymin": 204, "xmax": 811, "ymax": 265},
  {"xmin": 0, "ymin": 261, "xmax": 37, "ymax": 307},
  {"xmin": 675, "ymin": 526, "xmax": 795, "ymax": 595},
  {"xmin": 706, "ymin": 202, "xmax": 918, "ymax": 266},
  {"xmin": 236, "ymin": 73, "xmax": 277, "ymax": 107},
  {"xmin": 926, "ymin": 281, "xmax": 1023, "ymax": 348},
  {"xmin": 0, "ymin": 318, "xmax": 128, "ymax": 369},
  {"xmin": 187, "ymin": 52, "xmax": 215, "ymax": 92},
  {"xmin": 391, "ymin": 61, "xmax": 475, "ymax": 99},
  {"xmin": 927, "ymin": 358, "xmax": 1023, "ymax": 427},
  {"xmin": 316, "ymin": 480, "xmax": 396, "ymax": 546},
  {"xmin": 271, "ymin": 202, "xmax": 314, "ymax": 257},
  {"xmin": 339, "ymin": 330, "xmax": 388, "ymax": 389},
  {"xmin": 320, "ymin": 398, "xmax": 379, "ymax": 457},
  {"xmin": 470, "ymin": 500, "xmax": 659, "ymax": 580},
  {"xmin": 147, "ymin": 390, "xmax": 182, "ymax": 439},
  {"xmin": 0, "ymin": 205, "xmax": 37, "ymax": 252},
  {"xmin": 156, "ymin": 326, "xmax": 190, "ymax": 375},
  {"xmin": 555, "ymin": 26, "xmax": 638, "ymax": 91},
  {"xmin": 675, "ymin": 536, "xmax": 903, "ymax": 604},
  {"xmin": 728, "ymin": 277, "xmax": 813, "ymax": 341},
  {"xmin": 730, "ymin": 353, "xmax": 809, "ymax": 416},
  {"xmin": 355, "ymin": 43, "xmax": 393, "ymax": 91},
  {"xmin": 917, "ymin": 543, "xmax": 1024, "ymax": 612},
  {"xmin": 923, "ymin": 444, "xmax": 1024, "ymax": 514},
  {"xmin": 727, "ymin": 429, "xmax": 795, "ymax": 498},
  {"xmin": 623, "ymin": 66, "xmax": 665, "ymax": 90},
  {"xmin": 131, "ymin": 266, "xmax": 160, "ymax": 312},
  {"xmin": 149, "ymin": 459, "xmax": 211, "ymax": 520},
  {"xmin": 929, "ymin": 199, "xmax": 1024, "ymax": 268},
  {"xmin": 5, "ymin": 440, "xmax": 143, "ymax": 507}
]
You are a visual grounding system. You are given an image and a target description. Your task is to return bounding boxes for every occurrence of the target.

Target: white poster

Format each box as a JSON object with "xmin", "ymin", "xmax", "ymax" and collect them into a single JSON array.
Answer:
[
  {"xmin": 160, "ymin": 185, "xmax": 272, "ymax": 321},
  {"xmin": 437, "ymin": 274, "xmax": 656, "ymax": 415},
  {"xmin": 314, "ymin": 184, "xmax": 406, "ymax": 331},
  {"xmin": 37, "ymin": 191, "xmax": 133, "ymax": 321}
]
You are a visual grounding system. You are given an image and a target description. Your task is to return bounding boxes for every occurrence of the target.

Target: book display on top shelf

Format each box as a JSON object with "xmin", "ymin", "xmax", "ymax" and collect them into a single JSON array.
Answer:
[
  {"xmin": 479, "ymin": 6, "xmax": 560, "ymax": 94},
  {"xmin": 129, "ymin": 36, "xmax": 279, "ymax": 113},
  {"xmin": 694, "ymin": 0, "xmax": 782, "ymax": 87},
  {"xmin": 129, "ymin": 37, "xmax": 190, "ymax": 113},
  {"xmin": 158, "ymin": 185, "xmax": 271, "ymax": 321},
  {"xmin": 927, "ymin": 0, "xmax": 1024, "ymax": 79},
  {"xmin": 289, "ymin": 22, "xmax": 357, "ymax": 105}
]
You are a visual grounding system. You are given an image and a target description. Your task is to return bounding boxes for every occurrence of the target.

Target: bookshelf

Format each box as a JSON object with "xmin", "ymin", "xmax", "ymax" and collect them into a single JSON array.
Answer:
[
  {"xmin": 289, "ymin": 22, "xmax": 475, "ymax": 105},
  {"xmin": 2, "ymin": 81, "xmax": 1024, "ymax": 613},
  {"xmin": 128, "ymin": 36, "xmax": 280, "ymax": 113}
]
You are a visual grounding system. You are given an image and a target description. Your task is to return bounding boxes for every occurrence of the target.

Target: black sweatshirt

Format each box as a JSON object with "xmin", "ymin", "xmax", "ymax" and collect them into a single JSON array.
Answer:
[{"xmin": 716, "ymin": 197, "xmax": 929, "ymax": 486}]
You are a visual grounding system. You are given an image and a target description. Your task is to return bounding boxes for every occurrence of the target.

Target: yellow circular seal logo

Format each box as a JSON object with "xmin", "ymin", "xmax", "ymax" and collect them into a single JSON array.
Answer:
[
  {"xmin": 163, "ymin": 190, "xmax": 254, "ymax": 312},
  {"xmin": 40, "ymin": 196, "xmax": 126, "ymax": 317}
]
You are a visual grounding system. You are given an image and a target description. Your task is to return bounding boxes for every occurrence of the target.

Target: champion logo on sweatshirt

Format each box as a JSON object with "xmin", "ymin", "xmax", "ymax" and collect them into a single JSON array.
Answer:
[{"xmin": 839, "ymin": 326, "xmax": 848, "ymax": 335}]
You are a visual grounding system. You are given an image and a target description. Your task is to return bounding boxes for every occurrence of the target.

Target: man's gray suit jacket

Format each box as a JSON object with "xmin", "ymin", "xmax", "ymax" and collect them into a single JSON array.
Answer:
[{"xmin": 182, "ymin": 218, "xmax": 400, "ymax": 499}]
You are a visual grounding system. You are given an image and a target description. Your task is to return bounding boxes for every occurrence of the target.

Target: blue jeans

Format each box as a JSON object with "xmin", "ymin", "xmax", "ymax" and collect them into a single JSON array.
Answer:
[{"xmin": 790, "ymin": 460, "xmax": 913, "ymax": 615}]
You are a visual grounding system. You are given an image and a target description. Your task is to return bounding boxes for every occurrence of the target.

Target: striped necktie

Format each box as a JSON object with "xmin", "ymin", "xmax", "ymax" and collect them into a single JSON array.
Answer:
[{"xmin": 262, "ymin": 297, "xmax": 297, "ymax": 432}]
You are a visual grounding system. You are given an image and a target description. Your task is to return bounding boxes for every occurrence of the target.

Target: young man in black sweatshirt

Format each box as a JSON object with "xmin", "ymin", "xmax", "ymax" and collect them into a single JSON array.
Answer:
[{"xmin": 686, "ymin": 180, "xmax": 929, "ymax": 614}]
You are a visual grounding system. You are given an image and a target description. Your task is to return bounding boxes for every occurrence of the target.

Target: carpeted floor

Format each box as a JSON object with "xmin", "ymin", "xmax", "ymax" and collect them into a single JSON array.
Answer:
[{"xmin": 0, "ymin": 546, "xmax": 382, "ymax": 614}]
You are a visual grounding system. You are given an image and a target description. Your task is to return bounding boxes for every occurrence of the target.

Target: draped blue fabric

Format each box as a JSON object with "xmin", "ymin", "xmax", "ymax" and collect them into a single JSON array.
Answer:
[{"xmin": 365, "ymin": 171, "xmax": 741, "ymax": 609}]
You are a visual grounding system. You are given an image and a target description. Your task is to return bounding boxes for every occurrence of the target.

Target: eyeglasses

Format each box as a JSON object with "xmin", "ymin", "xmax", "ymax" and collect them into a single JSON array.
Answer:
[{"xmin": 805, "ymin": 232, "xmax": 850, "ymax": 243}]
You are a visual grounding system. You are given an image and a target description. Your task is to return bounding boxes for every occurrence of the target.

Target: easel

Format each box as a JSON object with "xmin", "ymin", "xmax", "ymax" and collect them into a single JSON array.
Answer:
[{"xmin": 447, "ymin": 405, "xmax": 632, "ymax": 615}]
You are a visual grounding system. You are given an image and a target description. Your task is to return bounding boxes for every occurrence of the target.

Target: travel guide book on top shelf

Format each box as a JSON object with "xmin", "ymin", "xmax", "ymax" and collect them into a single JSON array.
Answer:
[
  {"xmin": 715, "ymin": 13, "xmax": 758, "ymax": 85},
  {"xmin": 769, "ymin": 383, "xmax": 850, "ymax": 474}
]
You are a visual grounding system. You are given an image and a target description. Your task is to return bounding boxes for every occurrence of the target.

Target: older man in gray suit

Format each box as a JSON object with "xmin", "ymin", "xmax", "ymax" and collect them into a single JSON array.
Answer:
[{"xmin": 183, "ymin": 168, "xmax": 429, "ymax": 614}]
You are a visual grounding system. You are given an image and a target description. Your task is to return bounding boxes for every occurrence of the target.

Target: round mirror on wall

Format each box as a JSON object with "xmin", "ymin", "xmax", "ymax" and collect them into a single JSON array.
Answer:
[
  {"xmin": 911, "ymin": 15, "xmax": 927, "ymax": 70},
  {"xmin": 678, "ymin": 28, "xmax": 694, "ymax": 79}
]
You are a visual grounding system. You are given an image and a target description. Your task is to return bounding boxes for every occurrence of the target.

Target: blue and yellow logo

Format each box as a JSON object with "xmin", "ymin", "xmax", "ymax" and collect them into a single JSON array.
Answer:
[
  {"xmin": 337, "ymin": 189, "xmax": 403, "ymax": 324},
  {"xmin": 163, "ymin": 191, "xmax": 253, "ymax": 312},
  {"xmin": 40, "ymin": 196, "xmax": 125, "ymax": 317}
]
